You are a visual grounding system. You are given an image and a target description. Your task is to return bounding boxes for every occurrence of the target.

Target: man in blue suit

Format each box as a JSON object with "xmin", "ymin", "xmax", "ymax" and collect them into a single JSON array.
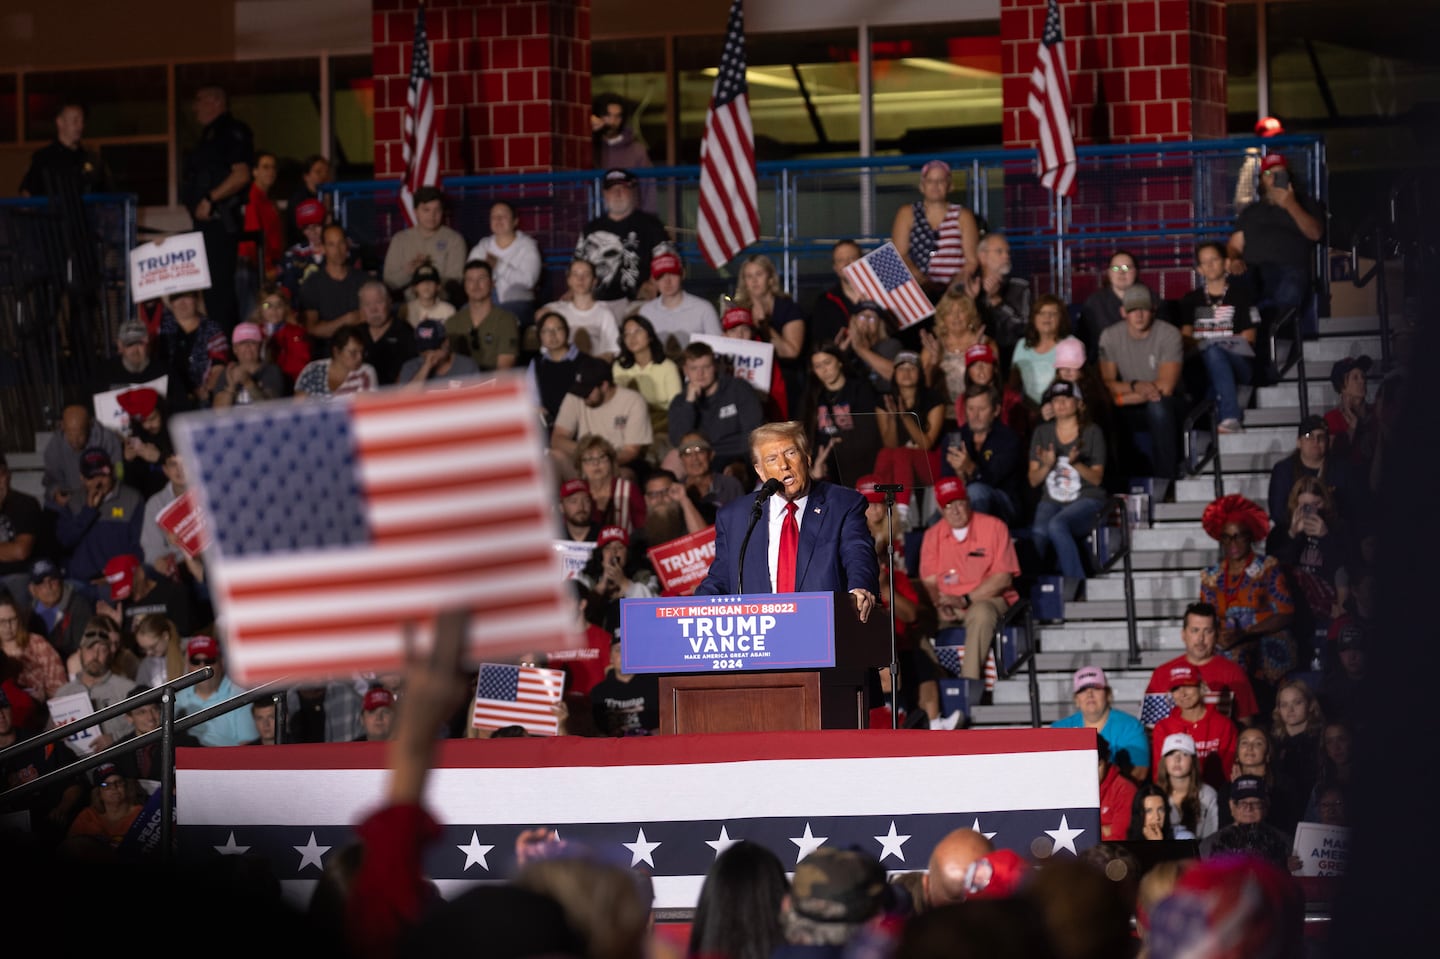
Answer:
[{"xmin": 694, "ymin": 421, "xmax": 879, "ymax": 622}]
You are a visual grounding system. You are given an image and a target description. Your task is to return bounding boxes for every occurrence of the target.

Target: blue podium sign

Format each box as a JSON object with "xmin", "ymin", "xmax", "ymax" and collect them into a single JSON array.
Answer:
[{"xmin": 619, "ymin": 593, "xmax": 836, "ymax": 674}]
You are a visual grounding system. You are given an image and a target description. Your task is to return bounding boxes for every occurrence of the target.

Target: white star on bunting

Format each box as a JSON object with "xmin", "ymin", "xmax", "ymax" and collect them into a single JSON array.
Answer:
[
  {"xmin": 294, "ymin": 831, "xmax": 331, "ymax": 872},
  {"xmin": 623, "ymin": 827, "xmax": 662, "ymax": 868},
  {"xmin": 874, "ymin": 821, "xmax": 911, "ymax": 863},
  {"xmin": 214, "ymin": 831, "xmax": 250, "ymax": 855},
  {"xmin": 706, "ymin": 824, "xmax": 739, "ymax": 858},
  {"xmin": 789, "ymin": 822, "xmax": 828, "ymax": 863},
  {"xmin": 457, "ymin": 831, "xmax": 495, "ymax": 871},
  {"xmin": 1044, "ymin": 815, "xmax": 1084, "ymax": 856}
]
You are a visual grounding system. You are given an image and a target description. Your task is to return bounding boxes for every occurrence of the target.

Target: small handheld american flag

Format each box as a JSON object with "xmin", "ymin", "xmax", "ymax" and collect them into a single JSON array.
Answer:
[
  {"xmin": 843, "ymin": 242, "xmax": 935, "ymax": 329},
  {"xmin": 1139, "ymin": 692, "xmax": 1174, "ymax": 727},
  {"xmin": 473, "ymin": 663, "xmax": 566, "ymax": 736}
]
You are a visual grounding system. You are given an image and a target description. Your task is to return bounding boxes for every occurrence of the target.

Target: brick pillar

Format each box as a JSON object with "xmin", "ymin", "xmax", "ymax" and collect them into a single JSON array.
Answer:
[
  {"xmin": 1001, "ymin": 0, "xmax": 1229, "ymax": 300},
  {"xmin": 1001, "ymin": 0, "xmax": 1227, "ymax": 147},
  {"xmin": 372, "ymin": 0, "xmax": 591, "ymax": 179}
]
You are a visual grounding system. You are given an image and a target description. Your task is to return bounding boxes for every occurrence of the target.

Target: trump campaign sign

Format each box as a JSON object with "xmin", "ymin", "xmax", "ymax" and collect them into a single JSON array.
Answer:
[
  {"xmin": 692, "ymin": 334, "xmax": 773, "ymax": 395},
  {"xmin": 619, "ymin": 592, "xmax": 835, "ymax": 674},
  {"xmin": 646, "ymin": 527, "xmax": 716, "ymax": 596},
  {"xmin": 130, "ymin": 232, "xmax": 212, "ymax": 302}
]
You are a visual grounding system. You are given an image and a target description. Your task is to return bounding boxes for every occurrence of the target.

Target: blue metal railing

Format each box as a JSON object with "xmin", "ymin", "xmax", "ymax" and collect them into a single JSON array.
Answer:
[{"xmin": 323, "ymin": 134, "xmax": 1326, "ymax": 308}]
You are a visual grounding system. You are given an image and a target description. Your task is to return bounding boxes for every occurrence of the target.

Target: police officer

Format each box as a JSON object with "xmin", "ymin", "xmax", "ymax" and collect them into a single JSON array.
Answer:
[
  {"xmin": 180, "ymin": 86, "xmax": 254, "ymax": 332},
  {"xmin": 19, "ymin": 102, "xmax": 109, "ymax": 197}
]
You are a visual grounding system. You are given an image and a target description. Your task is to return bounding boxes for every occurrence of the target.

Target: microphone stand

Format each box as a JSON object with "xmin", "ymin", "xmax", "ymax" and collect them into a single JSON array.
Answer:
[
  {"xmin": 874, "ymin": 483, "xmax": 905, "ymax": 730},
  {"xmin": 737, "ymin": 484, "xmax": 774, "ymax": 594}
]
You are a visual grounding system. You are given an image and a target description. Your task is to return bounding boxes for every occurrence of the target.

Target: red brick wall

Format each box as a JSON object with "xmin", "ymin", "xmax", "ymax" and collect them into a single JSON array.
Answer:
[
  {"xmin": 1001, "ymin": 0, "xmax": 1228, "ymax": 147},
  {"xmin": 372, "ymin": 0, "xmax": 592, "ymax": 179},
  {"xmin": 1001, "ymin": 0, "xmax": 1228, "ymax": 302}
]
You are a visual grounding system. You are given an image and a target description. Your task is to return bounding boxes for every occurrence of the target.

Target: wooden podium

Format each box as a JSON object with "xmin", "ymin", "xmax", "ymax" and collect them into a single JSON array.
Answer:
[{"xmin": 657, "ymin": 596, "xmax": 890, "ymax": 735}]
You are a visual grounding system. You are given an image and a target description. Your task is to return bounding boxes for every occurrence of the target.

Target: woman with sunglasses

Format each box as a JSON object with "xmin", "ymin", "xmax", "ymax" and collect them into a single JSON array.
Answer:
[
  {"xmin": 1199, "ymin": 495, "xmax": 1297, "ymax": 714},
  {"xmin": 67, "ymin": 762, "xmax": 144, "ymax": 848}
]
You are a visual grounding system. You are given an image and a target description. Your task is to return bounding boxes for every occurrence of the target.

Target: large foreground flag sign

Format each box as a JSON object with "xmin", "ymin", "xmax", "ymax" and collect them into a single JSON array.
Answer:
[{"xmin": 171, "ymin": 376, "xmax": 577, "ymax": 685}]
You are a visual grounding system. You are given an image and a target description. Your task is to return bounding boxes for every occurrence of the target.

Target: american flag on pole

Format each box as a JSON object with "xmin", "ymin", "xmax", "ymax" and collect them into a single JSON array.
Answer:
[
  {"xmin": 1027, "ymin": 0, "xmax": 1078, "ymax": 197},
  {"xmin": 842, "ymin": 242, "xmax": 935, "ymax": 328},
  {"xmin": 695, "ymin": 0, "xmax": 759, "ymax": 269},
  {"xmin": 398, "ymin": 3, "xmax": 438, "ymax": 227},
  {"xmin": 472, "ymin": 663, "xmax": 566, "ymax": 736},
  {"xmin": 170, "ymin": 377, "xmax": 578, "ymax": 685}
]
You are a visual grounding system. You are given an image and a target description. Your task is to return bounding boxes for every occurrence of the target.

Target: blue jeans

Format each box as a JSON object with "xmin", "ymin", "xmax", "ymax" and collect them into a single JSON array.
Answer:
[
  {"xmin": 965, "ymin": 482, "xmax": 1016, "ymax": 527},
  {"xmin": 1253, "ymin": 262, "xmax": 1316, "ymax": 336},
  {"xmin": 1201, "ymin": 345, "xmax": 1253, "ymax": 423},
  {"xmin": 1119, "ymin": 395, "xmax": 1182, "ymax": 479},
  {"xmin": 1031, "ymin": 498, "xmax": 1104, "ymax": 581}
]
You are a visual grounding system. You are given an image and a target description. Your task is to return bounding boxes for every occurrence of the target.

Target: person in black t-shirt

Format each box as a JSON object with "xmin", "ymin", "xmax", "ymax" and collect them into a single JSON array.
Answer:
[
  {"xmin": 18, "ymin": 103, "xmax": 109, "ymax": 198},
  {"xmin": 1179, "ymin": 241, "xmax": 1259, "ymax": 433},
  {"xmin": 358, "ymin": 281, "xmax": 416, "ymax": 386},
  {"xmin": 589, "ymin": 638, "xmax": 659, "ymax": 736},
  {"xmin": 575, "ymin": 168, "xmax": 669, "ymax": 306}
]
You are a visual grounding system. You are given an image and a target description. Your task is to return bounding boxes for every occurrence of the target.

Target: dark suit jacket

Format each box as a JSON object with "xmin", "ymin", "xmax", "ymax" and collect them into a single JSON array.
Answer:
[{"xmin": 694, "ymin": 480, "xmax": 879, "ymax": 597}]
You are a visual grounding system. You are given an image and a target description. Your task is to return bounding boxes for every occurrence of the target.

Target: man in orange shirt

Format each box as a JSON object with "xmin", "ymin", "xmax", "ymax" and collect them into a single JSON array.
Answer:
[{"xmin": 919, "ymin": 476, "xmax": 1019, "ymax": 709}]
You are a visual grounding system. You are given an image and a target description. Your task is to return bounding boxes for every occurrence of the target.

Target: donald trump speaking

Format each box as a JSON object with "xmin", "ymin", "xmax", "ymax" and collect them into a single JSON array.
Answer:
[{"xmin": 693, "ymin": 421, "xmax": 879, "ymax": 621}]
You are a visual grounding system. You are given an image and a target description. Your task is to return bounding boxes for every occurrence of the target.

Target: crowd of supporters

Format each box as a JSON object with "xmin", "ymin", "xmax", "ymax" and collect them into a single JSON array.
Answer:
[{"xmin": 1, "ymin": 99, "xmax": 1387, "ymax": 953}]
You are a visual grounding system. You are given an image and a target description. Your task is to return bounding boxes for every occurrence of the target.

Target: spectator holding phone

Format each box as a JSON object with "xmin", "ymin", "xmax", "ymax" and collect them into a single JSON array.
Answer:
[{"xmin": 1228, "ymin": 154, "xmax": 1324, "ymax": 335}]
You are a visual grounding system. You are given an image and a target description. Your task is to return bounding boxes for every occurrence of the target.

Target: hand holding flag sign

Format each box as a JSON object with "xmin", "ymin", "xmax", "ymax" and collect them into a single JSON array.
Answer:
[
  {"xmin": 171, "ymin": 376, "xmax": 578, "ymax": 685},
  {"xmin": 472, "ymin": 663, "xmax": 566, "ymax": 736},
  {"xmin": 842, "ymin": 242, "xmax": 935, "ymax": 329}
]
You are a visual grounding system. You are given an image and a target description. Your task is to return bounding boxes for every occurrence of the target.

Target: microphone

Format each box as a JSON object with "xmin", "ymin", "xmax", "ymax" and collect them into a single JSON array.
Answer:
[{"xmin": 739, "ymin": 478, "xmax": 784, "ymax": 593}]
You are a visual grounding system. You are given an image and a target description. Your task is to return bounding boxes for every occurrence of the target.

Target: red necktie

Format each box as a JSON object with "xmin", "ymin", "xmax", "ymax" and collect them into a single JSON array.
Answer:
[{"xmin": 777, "ymin": 501, "xmax": 798, "ymax": 593}]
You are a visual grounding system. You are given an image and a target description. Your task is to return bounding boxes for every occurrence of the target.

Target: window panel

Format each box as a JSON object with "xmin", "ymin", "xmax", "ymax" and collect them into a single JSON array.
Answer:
[{"xmin": 25, "ymin": 67, "xmax": 168, "ymax": 141}]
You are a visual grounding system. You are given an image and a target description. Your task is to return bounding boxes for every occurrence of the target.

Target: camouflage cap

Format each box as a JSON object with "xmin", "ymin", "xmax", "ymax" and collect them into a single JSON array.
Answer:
[{"xmin": 790, "ymin": 847, "xmax": 888, "ymax": 923}]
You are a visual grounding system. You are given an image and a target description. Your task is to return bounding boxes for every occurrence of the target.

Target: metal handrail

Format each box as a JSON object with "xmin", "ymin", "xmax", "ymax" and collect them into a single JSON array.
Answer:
[
  {"xmin": 991, "ymin": 599, "xmax": 1042, "ymax": 728},
  {"xmin": 0, "ymin": 669, "xmax": 286, "ymax": 859},
  {"xmin": 0, "ymin": 667, "xmax": 211, "ymax": 858},
  {"xmin": 1348, "ymin": 225, "xmax": 1393, "ymax": 372},
  {"xmin": 1088, "ymin": 495, "xmax": 1141, "ymax": 669},
  {"xmin": 1267, "ymin": 304, "xmax": 1307, "ymax": 423},
  {"xmin": 1182, "ymin": 396, "xmax": 1226, "ymax": 500}
]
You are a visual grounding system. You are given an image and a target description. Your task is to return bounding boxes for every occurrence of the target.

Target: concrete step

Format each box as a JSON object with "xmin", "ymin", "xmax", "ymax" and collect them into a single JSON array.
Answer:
[
  {"xmin": 993, "ymin": 674, "xmax": 1149, "ymax": 705},
  {"xmin": 1034, "ymin": 649, "xmax": 1175, "ymax": 672},
  {"xmin": 1190, "ymin": 451, "xmax": 1283, "ymax": 473},
  {"xmin": 9, "ymin": 470, "xmax": 43, "ymax": 500},
  {"xmin": 1037, "ymin": 619, "xmax": 1184, "ymax": 653},
  {"xmin": 1153, "ymin": 501, "xmax": 1206, "ymax": 522},
  {"xmin": 1174, "ymin": 474, "xmax": 1267, "ymax": 502},
  {"xmin": 1060, "ymin": 597, "xmax": 1195, "ymax": 620},
  {"xmin": 1218, "ymin": 426, "xmax": 1300, "ymax": 455},
  {"xmin": 972, "ymin": 700, "xmax": 1143, "ymax": 727},
  {"xmin": 1244, "ymin": 407, "xmax": 1305, "ymax": 428},
  {"xmin": 1130, "ymin": 526, "xmax": 1210, "ymax": 551},
  {"xmin": 1315, "ymin": 315, "xmax": 1383, "ymax": 335},
  {"xmin": 1087, "ymin": 571, "xmax": 1201, "ymax": 602},
  {"xmin": 1296, "ymin": 335, "xmax": 1383, "ymax": 363},
  {"xmin": 1129, "ymin": 548, "xmax": 1219, "ymax": 571},
  {"xmin": 1255, "ymin": 381, "xmax": 1373, "ymax": 410}
]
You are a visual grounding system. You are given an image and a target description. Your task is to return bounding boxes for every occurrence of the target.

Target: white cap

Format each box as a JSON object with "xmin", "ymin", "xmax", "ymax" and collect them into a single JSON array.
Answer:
[{"xmin": 1161, "ymin": 732, "xmax": 1197, "ymax": 757}]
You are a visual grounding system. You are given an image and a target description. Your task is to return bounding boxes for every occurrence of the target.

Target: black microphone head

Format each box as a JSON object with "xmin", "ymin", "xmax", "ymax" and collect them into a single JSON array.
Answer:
[{"xmin": 760, "ymin": 477, "xmax": 784, "ymax": 497}]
